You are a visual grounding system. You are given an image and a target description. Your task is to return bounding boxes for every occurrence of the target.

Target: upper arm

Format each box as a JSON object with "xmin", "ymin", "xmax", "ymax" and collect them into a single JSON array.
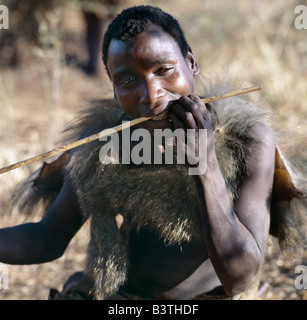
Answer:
[
  {"xmin": 233, "ymin": 123, "xmax": 275, "ymax": 255},
  {"xmin": 38, "ymin": 176, "xmax": 85, "ymax": 258}
]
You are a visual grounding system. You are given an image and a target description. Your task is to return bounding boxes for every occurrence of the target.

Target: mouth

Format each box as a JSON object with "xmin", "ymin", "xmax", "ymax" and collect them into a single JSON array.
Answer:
[{"xmin": 150, "ymin": 109, "xmax": 169, "ymax": 121}]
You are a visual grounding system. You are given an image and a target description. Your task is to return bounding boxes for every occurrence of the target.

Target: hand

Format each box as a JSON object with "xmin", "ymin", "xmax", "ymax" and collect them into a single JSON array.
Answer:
[
  {"xmin": 168, "ymin": 94, "xmax": 214, "ymax": 175},
  {"xmin": 168, "ymin": 94, "xmax": 213, "ymax": 131}
]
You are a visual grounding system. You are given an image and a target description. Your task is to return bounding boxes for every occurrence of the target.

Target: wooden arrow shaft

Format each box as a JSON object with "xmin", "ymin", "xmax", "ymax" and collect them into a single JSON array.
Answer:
[{"xmin": 0, "ymin": 85, "xmax": 261, "ymax": 175}]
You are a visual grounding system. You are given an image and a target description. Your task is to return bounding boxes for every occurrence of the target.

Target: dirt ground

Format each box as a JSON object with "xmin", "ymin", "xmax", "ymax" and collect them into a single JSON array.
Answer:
[{"xmin": 0, "ymin": 0, "xmax": 306, "ymax": 300}]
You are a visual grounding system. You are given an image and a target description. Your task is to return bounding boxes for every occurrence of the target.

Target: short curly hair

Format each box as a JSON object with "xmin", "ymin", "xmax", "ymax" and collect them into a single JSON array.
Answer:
[{"xmin": 102, "ymin": 5, "xmax": 190, "ymax": 75}]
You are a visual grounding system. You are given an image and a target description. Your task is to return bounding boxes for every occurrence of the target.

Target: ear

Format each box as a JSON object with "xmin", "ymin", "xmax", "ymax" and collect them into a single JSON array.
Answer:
[{"xmin": 186, "ymin": 47, "xmax": 200, "ymax": 76}]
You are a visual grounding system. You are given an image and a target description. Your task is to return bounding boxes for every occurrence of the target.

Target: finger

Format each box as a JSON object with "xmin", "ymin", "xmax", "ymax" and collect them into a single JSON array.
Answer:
[
  {"xmin": 171, "ymin": 102, "xmax": 198, "ymax": 129},
  {"xmin": 167, "ymin": 113, "xmax": 187, "ymax": 158},
  {"xmin": 168, "ymin": 111, "xmax": 186, "ymax": 130},
  {"xmin": 177, "ymin": 96, "xmax": 205, "ymax": 128},
  {"xmin": 187, "ymin": 94, "xmax": 207, "ymax": 116},
  {"xmin": 187, "ymin": 94, "xmax": 213, "ymax": 130}
]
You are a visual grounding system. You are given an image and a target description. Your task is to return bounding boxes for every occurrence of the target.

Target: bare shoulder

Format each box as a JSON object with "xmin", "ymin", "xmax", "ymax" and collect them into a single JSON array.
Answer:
[
  {"xmin": 252, "ymin": 121, "xmax": 275, "ymax": 147},
  {"xmin": 246, "ymin": 122, "xmax": 276, "ymax": 177}
]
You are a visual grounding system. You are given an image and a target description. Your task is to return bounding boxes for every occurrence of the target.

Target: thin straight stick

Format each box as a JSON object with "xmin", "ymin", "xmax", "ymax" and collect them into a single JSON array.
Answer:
[{"xmin": 0, "ymin": 85, "xmax": 261, "ymax": 175}]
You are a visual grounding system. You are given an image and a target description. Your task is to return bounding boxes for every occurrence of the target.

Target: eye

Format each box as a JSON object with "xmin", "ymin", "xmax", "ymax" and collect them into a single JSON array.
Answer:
[
  {"xmin": 154, "ymin": 67, "xmax": 173, "ymax": 76},
  {"xmin": 120, "ymin": 77, "xmax": 137, "ymax": 86}
]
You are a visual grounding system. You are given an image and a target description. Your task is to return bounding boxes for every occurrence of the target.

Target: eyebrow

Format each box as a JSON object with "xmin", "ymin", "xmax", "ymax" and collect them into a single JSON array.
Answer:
[{"xmin": 152, "ymin": 56, "xmax": 178, "ymax": 65}]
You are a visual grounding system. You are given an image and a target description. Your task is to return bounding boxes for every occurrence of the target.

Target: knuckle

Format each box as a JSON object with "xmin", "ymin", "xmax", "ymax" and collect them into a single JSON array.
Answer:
[
  {"xmin": 190, "ymin": 102, "xmax": 198, "ymax": 113},
  {"xmin": 185, "ymin": 111, "xmax": 194, "ymax": 122},
  {"xmin": 178, "ymin": 96, "xmax": 188, "ymax": 103}
]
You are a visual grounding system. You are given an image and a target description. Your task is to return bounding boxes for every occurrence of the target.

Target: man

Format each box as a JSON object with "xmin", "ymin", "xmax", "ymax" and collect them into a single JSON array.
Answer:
[{"xmin": 0, "ymin": 5, "xmax": 302, "ymax": 300}]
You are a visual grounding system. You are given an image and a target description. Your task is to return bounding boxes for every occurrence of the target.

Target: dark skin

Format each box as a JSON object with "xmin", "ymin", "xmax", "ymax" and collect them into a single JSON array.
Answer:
[{"xmin": 0, "ymin": 25, "xmax": 275, "ymax": 299}]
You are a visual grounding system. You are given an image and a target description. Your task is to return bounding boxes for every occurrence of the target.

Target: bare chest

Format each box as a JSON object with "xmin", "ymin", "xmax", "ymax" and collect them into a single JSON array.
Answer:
[{"xmin": 123, "ymin": 227, "xmax": 221, "ymax": 299}]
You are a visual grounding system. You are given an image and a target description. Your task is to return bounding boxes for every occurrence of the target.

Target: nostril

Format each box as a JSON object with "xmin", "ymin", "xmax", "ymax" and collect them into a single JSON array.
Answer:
[{"xmin": 140, "ymin": 80, "xmax": 165, "ymax": 105}]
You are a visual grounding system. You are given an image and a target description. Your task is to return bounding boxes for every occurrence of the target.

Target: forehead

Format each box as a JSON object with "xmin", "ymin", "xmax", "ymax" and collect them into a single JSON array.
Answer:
[{"xmin": 107, "ymin": 26, "xmax": 184, "ymax": 73}]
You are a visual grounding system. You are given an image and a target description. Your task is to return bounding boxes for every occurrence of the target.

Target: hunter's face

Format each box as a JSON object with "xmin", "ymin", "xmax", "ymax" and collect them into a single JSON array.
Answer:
[{"xmin": 106, "ymin": 25, "xmax": 200, "ymax": 133}]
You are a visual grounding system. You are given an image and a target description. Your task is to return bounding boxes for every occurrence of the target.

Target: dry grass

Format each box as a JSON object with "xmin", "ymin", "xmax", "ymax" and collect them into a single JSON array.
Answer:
[{"xmin": 0, "ymin": 0, "xmax": 306, "ymax": 300}]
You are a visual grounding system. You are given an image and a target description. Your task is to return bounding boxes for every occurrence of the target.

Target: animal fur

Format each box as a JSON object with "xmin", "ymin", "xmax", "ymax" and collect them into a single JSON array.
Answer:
[
  {"xmin": 12, "ymin": 86, "xmax": 306, "ymax": 300},
  {"xmin": 65, "ymin": 94, "xmax": 303, "ymax": 300},
  {"xmin": 11, "ymin": 151, "xmax": 69, "ymax": 217}
]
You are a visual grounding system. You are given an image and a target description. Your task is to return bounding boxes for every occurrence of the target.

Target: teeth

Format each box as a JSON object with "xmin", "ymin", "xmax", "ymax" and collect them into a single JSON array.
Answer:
[{"xmin": 151, "ymin": 110, "xmax": 168, "ymax": 121}]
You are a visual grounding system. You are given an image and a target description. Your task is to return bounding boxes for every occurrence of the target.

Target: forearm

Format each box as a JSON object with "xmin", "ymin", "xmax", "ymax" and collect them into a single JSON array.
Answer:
[
  {"xmin": 0, "ymin": 222, "xmax": 62, "ymax": 264},
  {"xmin": 0, "ymin": 176, "xmax": 85, "ymax": 265},
  {"xmin": 193, "ymin": 157, "xmax": 261, "ymax": 295}
]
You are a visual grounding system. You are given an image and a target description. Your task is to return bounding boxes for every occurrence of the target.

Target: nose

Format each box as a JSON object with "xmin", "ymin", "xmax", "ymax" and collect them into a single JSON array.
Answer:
[{"xmin": 139, "ymin": 79, "xmax": 166, "ymax": 106}]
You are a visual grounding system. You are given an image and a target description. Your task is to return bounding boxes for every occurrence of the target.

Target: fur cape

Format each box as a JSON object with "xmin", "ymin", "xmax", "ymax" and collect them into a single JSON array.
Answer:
[
  {"xmin": 12, "ymin": 95, "xmax": 306, "ymax": 300},
  {"xmin": 62, "ymin": 95, "xmax": 304, "ymax": 299}
]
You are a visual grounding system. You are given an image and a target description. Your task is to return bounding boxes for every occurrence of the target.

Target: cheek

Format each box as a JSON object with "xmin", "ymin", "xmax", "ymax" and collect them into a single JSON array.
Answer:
[
  {"xmin": 169, "ymin": 69, "xmax": 195, "ymax": 96},
  {"xmin": 177, "ymin": 75, "xmax": 194, "ymax": 94},
  {"xmin": 115, "ymin": 88, "xmax": 139, "ymax": 117}
]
